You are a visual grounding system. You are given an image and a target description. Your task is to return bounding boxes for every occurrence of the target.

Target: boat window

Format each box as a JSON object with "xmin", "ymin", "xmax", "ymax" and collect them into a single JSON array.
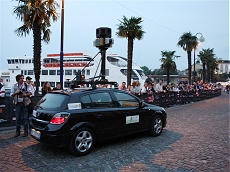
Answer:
[
  {"xmin": 107, "ymin": 56, "xmax": 126, "ymax": 67},
  {"xmin": 24, "ymin": 70, "xmax": 27, "ymax": 75},
  {"xmin": 50, "ymin": 82, "xmax": 55, "ymax": 87},
  {"xmin": 57, "ymin": 70, "xmax": 60, "ymax": 75},
  {"xmin": 65, "ymin": 70, "xmax": 72, "ymax": 75},
  {"xmin": 15, "ymin": 59, "xmax": 19, "ymax": 64},
  {"xmin": 28, "ymin": 70, "xmax": 33, "ymax": 75},
  {"xmin": 21, "ymin": 60, "xmax": 24, "ymax": 64},
  {"xmin": 29, "ymin": 59, "xmax": 32, "ymax": 63},
  {"xmin": 120, "ymin": 69, "xmax": 139, "ymax": 80},
  {"xmin": 86, "ymin": 70, "xmax": 90, "ymax": 75},
  {"xmin": 11, "ymin": 60, "xmax": 15, "ymax": 64},
  {"xmin": 136, "ymin": 69, "xmax": 146, "ymax": 78},
  {"xmin": 42, "ymin": 70, "xmax": 48, "ymax": 75},
  {"xmin": 25, "ymin": 60, "xmax": 28, "ymax": 63},
  {"xmin": 105, "ymin": 69, "xmax": 109, "ymax": 76},
  {"xmin": 49, "ymin": 70, "xmax": 56, "ymax": 75}
]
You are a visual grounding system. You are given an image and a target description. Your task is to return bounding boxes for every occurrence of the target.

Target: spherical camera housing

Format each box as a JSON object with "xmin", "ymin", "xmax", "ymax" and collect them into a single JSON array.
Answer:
[{"xmin": 96, "ymin": 27, "xmax": 111, "ymax": 38}]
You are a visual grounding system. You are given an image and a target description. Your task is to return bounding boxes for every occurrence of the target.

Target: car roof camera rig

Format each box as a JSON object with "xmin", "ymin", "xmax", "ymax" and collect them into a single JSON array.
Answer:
[{"xmin": 70, "ymin": 27, "xmax": 116, "ymax": 89}]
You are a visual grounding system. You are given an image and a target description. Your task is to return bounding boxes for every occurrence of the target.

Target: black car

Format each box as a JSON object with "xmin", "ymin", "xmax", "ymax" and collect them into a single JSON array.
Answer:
[{"xmin": 29, "ymin": 88, "xmax": 167, "ymax": 156}]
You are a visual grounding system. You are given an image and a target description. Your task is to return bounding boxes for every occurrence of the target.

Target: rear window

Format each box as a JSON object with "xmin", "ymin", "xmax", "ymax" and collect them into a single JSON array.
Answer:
[{"xmin": 36, "ymin": 93, "xmax": 69, "ymax": 109}]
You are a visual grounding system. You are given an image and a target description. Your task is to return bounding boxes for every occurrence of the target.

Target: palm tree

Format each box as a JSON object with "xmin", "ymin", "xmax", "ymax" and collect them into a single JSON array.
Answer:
[
  {"xmin": 116, "ymin": 16, "xmax": 145, "ymax": 86},
  {"xmin": 177, "ymin": 32, "xmax": 198, "ymax": 84},
  {"xmin": 197, "ymin": 48, "xmax": 215, "ymax": 82},
  {"xmin": 13, "ymin": 0, "xmax": 59, "ymax": 95},
  {"xmin": 160, "ymin": 51, "xmax": 180, "ymax": 84},
  {"xmin": 210, "ymin": 58, "xmax": 218, "ymax": 82}
]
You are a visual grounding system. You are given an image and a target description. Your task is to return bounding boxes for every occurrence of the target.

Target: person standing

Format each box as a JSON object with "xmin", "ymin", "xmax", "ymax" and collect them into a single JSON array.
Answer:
[
  {"xmin": 10, "ymin": 74, "xmax": 32, "ymax": 137},
  {"xmin": 25, "ymin": 76, "xmax": 35, "ymax": 96},
  {"xmin": 119, "ymin": 82, "xmax": 127, "ymax": 91},
  {"xmin": 0, "ymin": 78, "xmax": 5, "ymax": 97},
  {"xmin": 145, "ymin": 75, "xmax": 153, "ymax": 84},
  {"xmin": 41, "ymin": 81, "xmax": 52, "ymax": 95},
  {"xmin": 155, "ymin": 80, "xmax": 163, "ymax": 93},
  {"xmin": 53, "ymin": 82, "xmax": 62, "ymax": 90}
]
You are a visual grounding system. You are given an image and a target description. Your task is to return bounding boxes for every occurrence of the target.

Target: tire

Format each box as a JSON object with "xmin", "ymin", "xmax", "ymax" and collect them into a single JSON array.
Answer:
[
  {"xmin": 149, "ymin": 115, "xmax": 163, "ymax": 137},
  {"xmin": 69, "ymin": 127, "xmax": 95, "ymax": 156}
]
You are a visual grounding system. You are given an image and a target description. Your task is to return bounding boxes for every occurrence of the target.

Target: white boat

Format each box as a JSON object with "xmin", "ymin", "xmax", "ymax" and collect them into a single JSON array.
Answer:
[{"xmin": 0, "ymin": 52, "xmax": 146, "ymax": 90}]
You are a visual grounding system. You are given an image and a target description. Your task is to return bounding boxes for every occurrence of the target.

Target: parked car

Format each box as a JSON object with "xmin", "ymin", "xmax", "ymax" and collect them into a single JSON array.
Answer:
[{"xmin": 29, "ymin": 88, "xmax": 167, "ymax": 156}]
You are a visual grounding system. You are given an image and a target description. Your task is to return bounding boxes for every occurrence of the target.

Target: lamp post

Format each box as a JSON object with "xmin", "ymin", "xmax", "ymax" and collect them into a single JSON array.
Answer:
[
  {"xmin": 193, "ymin": 32, "xmax": 205, "ymax": 83},
  {"xmin": 60, "ymin": 0, "xmax": 64, "ymax": 88}
]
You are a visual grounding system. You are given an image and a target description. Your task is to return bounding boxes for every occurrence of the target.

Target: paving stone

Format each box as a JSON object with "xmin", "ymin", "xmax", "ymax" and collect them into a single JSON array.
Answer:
[{"xmin": 0, "ymin": 93, "xmax": 229, "ymax": 171}]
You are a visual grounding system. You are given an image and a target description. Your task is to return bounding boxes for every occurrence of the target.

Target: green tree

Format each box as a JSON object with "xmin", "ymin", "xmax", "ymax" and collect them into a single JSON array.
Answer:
[
  {"xmin": 116, "ymin": 16, "xmax": 145, "ymax": 86},
  {"xmin": 177, "ymin": 32, "xmax": 198, "ymax": 84},
  {"xmin": 160, "ymin": 51, "xmax": 179, "ymax": 84},
  {"xmin": 13, "ymin": 0, "xmax": 59, "ymax": 95},
  {"xmin": 140, "ymin": 66, "xmax": 152, "ymax": 76},
  {"xmin": 197, "ymin": 48, "xmax": 215, "ymax": 82}
]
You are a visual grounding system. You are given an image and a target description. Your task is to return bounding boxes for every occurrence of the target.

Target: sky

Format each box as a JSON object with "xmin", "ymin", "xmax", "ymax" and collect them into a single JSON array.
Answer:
[{"xmin": 0, "ymin": 0, "xmax": 229, "ymax": 71}]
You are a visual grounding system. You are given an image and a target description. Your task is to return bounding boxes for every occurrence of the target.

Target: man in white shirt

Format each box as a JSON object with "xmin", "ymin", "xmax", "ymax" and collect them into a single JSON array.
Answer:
[
  {"xmin": 155, "ymin": 80, "xmax": 163, "ymax": 93},
  {"xmin": 10, "ymin": 74, "xmax": 32, "ymax": 137}
]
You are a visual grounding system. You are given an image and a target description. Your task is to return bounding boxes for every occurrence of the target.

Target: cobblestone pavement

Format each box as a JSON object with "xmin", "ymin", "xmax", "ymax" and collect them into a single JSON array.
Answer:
[{"xmin": 0, "ymin": 93, "xmax": 229, "ymax": 172}]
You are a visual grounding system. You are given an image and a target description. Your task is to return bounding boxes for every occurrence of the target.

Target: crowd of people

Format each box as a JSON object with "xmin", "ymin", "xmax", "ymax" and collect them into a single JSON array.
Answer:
[
  {"xmin": 117, "ymin": 76, "xmax": 223, "ymax": 97},
  {"xmin": 6, "ymin": 74, "xmax": 62, "ymax": 138},
  {"xmin": 0, "ymin": 73, "xmax": 226, "ymax": 138}
]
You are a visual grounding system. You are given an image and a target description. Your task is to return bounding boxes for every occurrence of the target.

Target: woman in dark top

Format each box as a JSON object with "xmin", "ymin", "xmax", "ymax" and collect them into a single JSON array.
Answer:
[{"xmin": 41, "ymin": 81, "xmax": 52, "ymax": 95}]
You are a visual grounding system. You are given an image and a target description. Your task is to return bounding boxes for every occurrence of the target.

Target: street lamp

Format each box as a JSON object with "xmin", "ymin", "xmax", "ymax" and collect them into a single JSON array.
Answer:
[
  {"xmin": 193, "ymin": 32, "xmax": 205, "ymax": 82},
  {"xmin": 60, "ymin": 0, "xmax": 64, "ymax": 88}
]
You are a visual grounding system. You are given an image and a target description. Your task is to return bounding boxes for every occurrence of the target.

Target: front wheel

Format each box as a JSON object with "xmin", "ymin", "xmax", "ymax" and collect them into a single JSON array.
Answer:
[
  {"xmin": 149, "ymin": 115, "xmax": 163, "ymax": 137},
  {"xmin": 69, "ymin": 127, "xmax": 95, "ymax": 156}
]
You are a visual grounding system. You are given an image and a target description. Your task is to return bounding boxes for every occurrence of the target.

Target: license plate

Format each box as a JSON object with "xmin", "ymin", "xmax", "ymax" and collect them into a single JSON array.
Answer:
[{"xmin": 30, "ymin": 129, "xmax": 41, "ymax": 139}]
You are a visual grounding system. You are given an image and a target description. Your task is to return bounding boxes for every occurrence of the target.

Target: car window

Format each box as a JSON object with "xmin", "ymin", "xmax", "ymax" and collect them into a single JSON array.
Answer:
[
  {"xmin": 81, "ymin": 95, "xmax": 93, "ymax": 108},
  {"xmin": 114, "ymin": 92, "xmax": 139, "ymax": 107},
  {"xmin": 37, "ymin": 93, "xmax": 68, "ymax": 109},
  {"xmin": 81, "ymin": 92, "xmax": 114, "ymax": 108}
]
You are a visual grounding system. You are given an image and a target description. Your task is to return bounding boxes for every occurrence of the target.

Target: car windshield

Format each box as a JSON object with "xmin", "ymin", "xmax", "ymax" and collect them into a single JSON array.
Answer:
[{"xmin": 36, "ymin": 93, "xmax": 69, "ymax": 109}]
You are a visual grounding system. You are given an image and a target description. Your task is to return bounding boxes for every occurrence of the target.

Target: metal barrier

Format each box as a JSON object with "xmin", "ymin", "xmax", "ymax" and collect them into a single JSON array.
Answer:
[
  {"xmin": 0, "ymin": 96, "xmax": 43, "ymax": 127},
  {"xmin": 0, "ymin": 97, "xmax": 14, "ymax": 124},
  {"xmin": 0, "ymin": 89, "xmax": 222, "ymax": 127},
  {"xmin": 140, "ymin": 89, "xmax": 222, "ymax": 107}
]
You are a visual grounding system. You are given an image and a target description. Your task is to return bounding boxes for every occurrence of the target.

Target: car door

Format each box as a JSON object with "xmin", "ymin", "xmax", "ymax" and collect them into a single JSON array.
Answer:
[
  {"xmin": 81, "ymin": 91, "xmax": 123, "ymax": 139},
  {"xmin": 113, "ymin": 91, "xmax": 150, "ymax": 134}
]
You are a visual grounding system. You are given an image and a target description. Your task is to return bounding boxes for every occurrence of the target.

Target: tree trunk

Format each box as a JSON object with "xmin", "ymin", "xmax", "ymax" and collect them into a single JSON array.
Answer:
[
  {"xmin": 187, "ymin": 51, "xmax": 192, "ymax": 85},
  {"xmin": 202, "ymin": 63, "xmax": 206, "ymax": 82},
  {"xmin": 166, "ymin": 69, "xmax": 170, "ymax": 85},
  {"xmin": 33, "ymin": 22, "xmax": 42, "ymax": 95},
  {"xmin": 127, "ymin": 37, "xmax": 134, "ymax": 87},
  {"xmin": 207, "ymin": 63, "xmax": 211, "ymax": 83}
]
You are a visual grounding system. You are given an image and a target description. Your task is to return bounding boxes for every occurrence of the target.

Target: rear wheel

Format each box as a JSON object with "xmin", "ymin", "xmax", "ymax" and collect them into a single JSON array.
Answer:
[
  {"xmin": 149, "ymin": 115, "xmax": 163, "ymax": 137},
  {"xmin": 69, "ymin": 127, "xmax": 95, "ymax": 156}
]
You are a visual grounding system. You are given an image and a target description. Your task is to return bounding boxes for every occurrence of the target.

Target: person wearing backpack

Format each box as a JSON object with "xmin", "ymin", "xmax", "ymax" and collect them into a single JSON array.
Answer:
[
  {"xmin": 0, "ymin": 78, "xmax": 5, "ymax": 97},
  {"xmin": 10, "ymin": 74, "xmax": 32, "ymax": 137}
]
